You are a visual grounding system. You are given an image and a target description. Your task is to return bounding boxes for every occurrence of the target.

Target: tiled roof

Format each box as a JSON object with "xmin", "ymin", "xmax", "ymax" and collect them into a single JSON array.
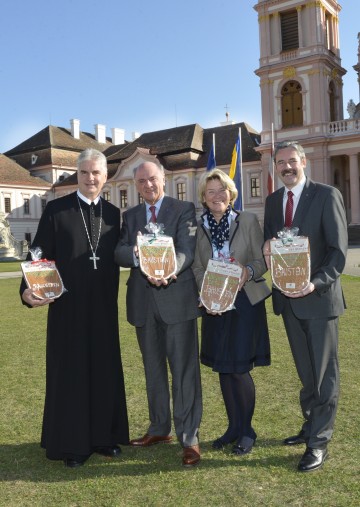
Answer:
[
  {"xmin": 4, "ymin": 126, "xmax": 113, "ymax": 171},
  {"xmin": 106, "ymin": 124, "xmax": 204, "ymax": 164},
  {"xmin": 0, "ymin": 154, "xmax": 51, "ymax": 187},
  {"xmin": 5, "ymin": 125, "xmax": 113, "ymax": 155},
  {"xmin": 55, "ymin": 122, "xmax": 261, "ymax": 187}
]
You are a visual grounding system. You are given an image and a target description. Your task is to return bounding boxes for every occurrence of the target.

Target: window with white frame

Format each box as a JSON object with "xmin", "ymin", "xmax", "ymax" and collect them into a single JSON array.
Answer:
[
  {"xmin": 250, "ymin": 177, "xmax": 261, "ymax": 198},
  {"xmin": 120, "ymin": 190, "xmax": 128, "ymax": 208},
  {"xmin": 177, "ymin": 182, "xmax": 187, "ymax": 201},
  {"xmin": 23, "ymin": 198, "xmax": 30, "ymax": 215},
  {"xmin": 4, "ymin": 197, "xmax": 11, "ymax": 213}
]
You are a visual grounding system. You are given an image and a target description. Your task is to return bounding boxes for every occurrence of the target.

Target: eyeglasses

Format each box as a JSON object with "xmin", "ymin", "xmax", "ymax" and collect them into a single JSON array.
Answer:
[{"xmin": 276, "ymin": 158, "xmax": 300, "ymax": 168}]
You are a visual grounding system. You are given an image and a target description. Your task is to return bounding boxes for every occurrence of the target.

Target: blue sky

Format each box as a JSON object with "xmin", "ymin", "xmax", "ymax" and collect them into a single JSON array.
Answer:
[{"xmin": 1, "ymin": 0, "xmax": 359, "ymax": 152}]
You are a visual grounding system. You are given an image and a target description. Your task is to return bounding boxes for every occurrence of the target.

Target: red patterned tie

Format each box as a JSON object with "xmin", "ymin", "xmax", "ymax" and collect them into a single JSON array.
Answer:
[
  {"xmin": 149, "ymin": 205, "xmax": 157, "ymax": 223},
  {"xmin": 285, "ymin": 190, "xmax": 294, "ymax": 227}
]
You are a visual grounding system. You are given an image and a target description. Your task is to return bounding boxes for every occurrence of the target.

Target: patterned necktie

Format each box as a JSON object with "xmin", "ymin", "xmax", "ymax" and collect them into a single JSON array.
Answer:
[
  {"xmin": 149, "ymin": 205, "xmax": 157, "ymax": 223},
  {"xmin": 285, "ymin": 190, "xmax": 294, "ymax": 227}
]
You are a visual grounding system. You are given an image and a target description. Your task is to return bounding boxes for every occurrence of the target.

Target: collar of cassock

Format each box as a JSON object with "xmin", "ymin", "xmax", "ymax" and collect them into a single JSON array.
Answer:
[{"xmin": 77, "ymin": 190, "xmax": 100, "ymax": 206}]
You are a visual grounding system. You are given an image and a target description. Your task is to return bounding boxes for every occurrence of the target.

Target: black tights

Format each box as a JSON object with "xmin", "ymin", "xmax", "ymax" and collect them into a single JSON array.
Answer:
[{"xmin": 218, "ymin": 372, "xmax": 256, "ymax": 443}]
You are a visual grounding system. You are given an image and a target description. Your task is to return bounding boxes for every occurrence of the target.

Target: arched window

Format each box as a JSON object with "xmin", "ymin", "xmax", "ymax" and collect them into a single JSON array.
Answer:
[
  {"xmin": 329, "ymin": 81, "xmax": 336, "ymax": 121},
  {"xmin": 281, "ymin": 80, "xmax": 303, "ymax": 127}
]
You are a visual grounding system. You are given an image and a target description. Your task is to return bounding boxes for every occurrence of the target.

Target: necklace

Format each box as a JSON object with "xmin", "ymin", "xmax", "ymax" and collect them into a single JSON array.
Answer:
[{"xmin": 77, "ymin": 195, "xmax": 102, "ymax": 269}]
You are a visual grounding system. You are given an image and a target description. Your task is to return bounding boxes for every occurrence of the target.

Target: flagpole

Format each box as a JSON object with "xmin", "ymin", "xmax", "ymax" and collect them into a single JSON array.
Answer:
[
  {"xmin": 213, "ymin": 133, "xmax": 216, "ymax": 160},
  {"xmin": 271, "ymin": 122, "xmax": 274, "ymax": 187},
  {"xmin": 239, "ymin": 127, "xmax": 244, "ymax": 211}
]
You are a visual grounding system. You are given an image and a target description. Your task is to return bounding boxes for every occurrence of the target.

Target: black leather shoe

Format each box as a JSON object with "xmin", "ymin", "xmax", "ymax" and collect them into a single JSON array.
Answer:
[
  {"xmin": 94, "ymin": 445, "xmax": 121, "ymax": 457},
  {"xmin": 212, "ymin": 436, "xmax": 237, "ymax": 450},
  {"xmin": 232, "ymin": 436, "xmax": 255, "ymax": 456},
  {"xmin": 298, "ymin": 447, "xmax": 328, "ymax": 472},
  {"xmin": 283, "ymin": 430, "xmax": 306, "ymax": 446},
  {"xmin": 64, "ymin": 455, "xmax": 90, "ymax": 468}
]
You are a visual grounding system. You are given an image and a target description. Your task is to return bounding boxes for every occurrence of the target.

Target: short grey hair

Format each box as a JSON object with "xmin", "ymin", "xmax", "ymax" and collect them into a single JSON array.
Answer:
[
  {"xmin": 77, "ymin": 148, "xmax": 107, "ymax": 173},
  {"xmin": 133, "ymin": 160, "xmax": 165, "ymax": 178},
  {"xmin": 273, "ymin": 141, "xmax": 306, "ymax": 162}
]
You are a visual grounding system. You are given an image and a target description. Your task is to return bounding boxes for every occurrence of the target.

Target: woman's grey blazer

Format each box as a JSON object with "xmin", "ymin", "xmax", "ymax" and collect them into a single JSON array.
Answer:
[{"xmin": 192, "ymin": 210, "xmax": 271, "ymax": 306}]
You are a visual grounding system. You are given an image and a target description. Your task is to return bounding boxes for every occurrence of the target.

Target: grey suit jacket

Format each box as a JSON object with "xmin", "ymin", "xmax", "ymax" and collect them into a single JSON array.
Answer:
[
  {"xmin": 192, "ymin": 210, "xmax": 271, "ymax": 306},
  {"xmin": 115, "ymin": 196, "xmax": 200, "ymax": 326},
  {"xmin": 264, "ymin": 178, "xmax": 348, "ymax": 319}
]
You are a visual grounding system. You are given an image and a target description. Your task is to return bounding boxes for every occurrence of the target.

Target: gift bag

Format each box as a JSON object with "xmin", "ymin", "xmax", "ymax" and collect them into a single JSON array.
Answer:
[
  {"xmin": 21, "ymin": 248, "xmax": 66, "ymax": 299},
  {"xmin": 137, "ymin": 223, "xmax": 177, "ymax": 280},
  {"xmin": 200, "ymin": 258, "xmax": 242, "ymax": 313},
  {"xmin": 270, "ymin": 228, "xmax": 310, "ymax": 294}
]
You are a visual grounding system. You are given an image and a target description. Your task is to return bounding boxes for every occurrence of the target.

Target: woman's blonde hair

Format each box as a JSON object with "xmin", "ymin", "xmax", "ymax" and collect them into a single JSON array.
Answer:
[{"xmin": 198, "ymin": 168, "xmax": 238, "ymax": 208}]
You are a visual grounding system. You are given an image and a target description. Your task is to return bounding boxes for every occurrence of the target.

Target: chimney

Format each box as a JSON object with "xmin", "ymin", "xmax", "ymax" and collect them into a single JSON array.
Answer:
[
  {"xmin": 111, "ymin": 128, "xmax": 125, "ymax": 145},
  {"xmin": 70, "ymin": 118, "xmax": 80, "ymax": 139},
  {"xmin": 94, "ymin": 123, "xmax": 106, "ymax": 144},
  {"xmin": 132, "ymin": 131, "xmax": 141, "ymax": 140}
]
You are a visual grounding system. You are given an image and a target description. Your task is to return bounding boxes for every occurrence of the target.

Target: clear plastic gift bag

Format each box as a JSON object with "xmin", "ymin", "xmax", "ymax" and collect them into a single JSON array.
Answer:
[
  {"xmin": 137, "ymin": 223, "xmax": 177, "ymax": 280},
  {"xmin": 200, "ymin": 255, "xmax": 243, "ymax": 313},
  {"xmin": 270, "ymin": 228, "xmax": 310, "ymax": 294},
  {"xmin": 21, "ymin": 247, "xmax": 67, "ymax": 299}
]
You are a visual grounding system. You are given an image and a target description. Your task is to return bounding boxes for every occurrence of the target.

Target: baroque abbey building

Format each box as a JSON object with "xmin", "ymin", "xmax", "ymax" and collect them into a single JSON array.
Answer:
[{"xmin": 0, "ymin": 0, "xmax": 359, "ymax": 252}]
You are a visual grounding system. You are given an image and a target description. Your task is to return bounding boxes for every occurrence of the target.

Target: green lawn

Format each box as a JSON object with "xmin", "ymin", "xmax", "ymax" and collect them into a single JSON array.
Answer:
[
  {"xmin": 0, "ymin": 274, "xmax": 359, "ymax": 506},
  {"xmin": 0, "ymin": 261, "xmax": 22, "ymax": 273}
]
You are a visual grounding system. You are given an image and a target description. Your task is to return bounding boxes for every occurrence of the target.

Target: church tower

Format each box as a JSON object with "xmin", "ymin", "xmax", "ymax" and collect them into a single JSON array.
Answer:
[
  {"xmin": 254, "ymin": 0, "xmax": 360, "ymax": 227},
  {"xmin": 254, "ymin": 0, "xmax": 345, "ymax": 140}
]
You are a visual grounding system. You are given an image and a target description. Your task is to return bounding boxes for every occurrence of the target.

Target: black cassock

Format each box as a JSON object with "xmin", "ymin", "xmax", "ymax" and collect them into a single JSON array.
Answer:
[{"xmin": 21, "ymin": 192, "xmax": 129, "ymax": 459}]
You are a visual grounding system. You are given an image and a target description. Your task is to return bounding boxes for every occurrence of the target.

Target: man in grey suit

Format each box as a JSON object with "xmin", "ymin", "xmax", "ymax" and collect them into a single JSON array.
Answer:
[
  {"xmin": 263, "ymin": 141, "xmax": 347, "ymax": 472},
  {"xmin": 115, "ymin": 161, "xmax": 202, "ymax": 467}
]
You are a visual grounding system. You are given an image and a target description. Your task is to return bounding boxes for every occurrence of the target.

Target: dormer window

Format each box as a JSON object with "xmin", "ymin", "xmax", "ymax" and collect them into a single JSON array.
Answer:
[{"xmin": 31, "ymin": 154, "xmax": 38, "ymax": 165}]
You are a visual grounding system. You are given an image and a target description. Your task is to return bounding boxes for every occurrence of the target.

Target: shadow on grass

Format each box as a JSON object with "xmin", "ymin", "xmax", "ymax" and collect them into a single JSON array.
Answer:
[{"xmin": 0, "ymin": 439, "xmax": 302, "ymax": 482}]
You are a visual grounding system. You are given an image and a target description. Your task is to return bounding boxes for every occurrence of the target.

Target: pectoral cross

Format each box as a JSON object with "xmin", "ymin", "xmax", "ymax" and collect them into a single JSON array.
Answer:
[{"xmin": 90, "ymin": 254, "xmax": 100, "ymax": 269}]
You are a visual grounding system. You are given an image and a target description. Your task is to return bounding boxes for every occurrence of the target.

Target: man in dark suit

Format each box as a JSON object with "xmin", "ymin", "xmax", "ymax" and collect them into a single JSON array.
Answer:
[
  {"xmin": 115, "ymin": 161, "xmax": 202, "ymax": 467},
  {"xmin": 263, "ymin": 140, "xmax": 347, "ymax": 472}
]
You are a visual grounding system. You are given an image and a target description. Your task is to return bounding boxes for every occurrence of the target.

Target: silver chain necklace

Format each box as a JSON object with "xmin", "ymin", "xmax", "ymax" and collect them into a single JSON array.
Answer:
[{"xmin": 77, "ymin": 195, "xmax": 102, "ymax": 269}]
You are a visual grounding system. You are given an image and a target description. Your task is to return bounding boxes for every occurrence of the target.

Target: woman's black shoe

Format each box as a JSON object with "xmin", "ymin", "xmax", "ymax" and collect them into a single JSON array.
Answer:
[
  {"xmin": 232, "ymin": 436, "xmax": 255, "ymax": 456},
  {"xmin": 212, "ymin": 436, "xmax": 237, "ymax": 449}
]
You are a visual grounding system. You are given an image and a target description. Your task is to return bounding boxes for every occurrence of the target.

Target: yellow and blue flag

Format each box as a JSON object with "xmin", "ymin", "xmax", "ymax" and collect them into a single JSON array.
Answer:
[{"xmin": 229, "ymin": 133, "xmax": 243, "ymax": 210}]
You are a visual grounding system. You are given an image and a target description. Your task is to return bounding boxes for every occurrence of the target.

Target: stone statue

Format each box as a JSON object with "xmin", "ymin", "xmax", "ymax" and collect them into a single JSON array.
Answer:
[
  {"xmin": 347, "ymin": 99, "xmax": 356, "ymax": 119},
  {"xmin": 0, "ymin": 211, "xmax": 27, "ymax": 259},
  {"xmin": 0, "ymin": 212, "xmax": 11, "ymax": 248}
]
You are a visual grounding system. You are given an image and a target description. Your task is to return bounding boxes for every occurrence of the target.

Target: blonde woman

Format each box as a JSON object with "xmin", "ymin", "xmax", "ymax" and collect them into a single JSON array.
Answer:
[{"xmin": 192, "ymin": 168, "xmax": 271, "ymax": 455}]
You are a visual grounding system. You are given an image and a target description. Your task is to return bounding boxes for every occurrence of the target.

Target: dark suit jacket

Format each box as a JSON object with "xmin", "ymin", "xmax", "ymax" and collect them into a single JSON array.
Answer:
[
  {"xmin": 115, "ymin": 196, "xmax": 200, "ymax": 326},
  {"xmin": 264, "ymin": 178, "xmax": 348, "ymax": 319}
]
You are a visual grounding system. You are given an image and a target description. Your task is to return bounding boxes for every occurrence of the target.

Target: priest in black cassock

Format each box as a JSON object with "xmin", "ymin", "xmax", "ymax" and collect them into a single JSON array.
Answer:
[{"xmin": 20, "ymin": 148, "xmax": 129, "ymax": 468}]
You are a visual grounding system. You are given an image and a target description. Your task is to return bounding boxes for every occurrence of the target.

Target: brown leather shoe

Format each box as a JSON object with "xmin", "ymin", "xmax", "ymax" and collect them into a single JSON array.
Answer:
[
  {"xmin": 182, "ymin": 445, "xmax": 200, "ymax": 467},
  {"xmin": 130, "ymin": 433, "xmax": 173, "ymax": 447}
]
